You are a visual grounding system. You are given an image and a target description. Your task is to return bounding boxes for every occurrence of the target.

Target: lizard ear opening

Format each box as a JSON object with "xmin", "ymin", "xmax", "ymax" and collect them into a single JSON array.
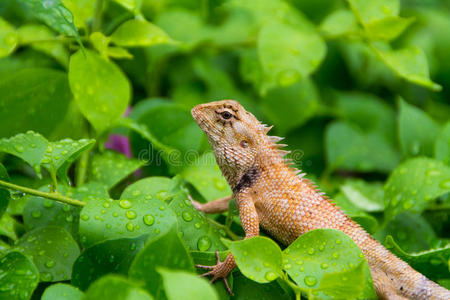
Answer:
[{"xmin": 240, "ymin": 140, "xmax": 249, "ymax": 148}]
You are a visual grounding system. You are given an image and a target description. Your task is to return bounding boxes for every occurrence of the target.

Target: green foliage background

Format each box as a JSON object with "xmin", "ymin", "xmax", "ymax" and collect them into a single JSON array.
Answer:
[{"xmin": 0, "ymin": 0, "xmax": 449, "ymax": 299}]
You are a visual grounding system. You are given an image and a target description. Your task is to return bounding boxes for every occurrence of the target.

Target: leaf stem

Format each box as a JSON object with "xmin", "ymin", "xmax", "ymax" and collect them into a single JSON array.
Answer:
[
  {"xmin": 76, "ymin": 150, "xmax": 90, "ymax": 186},
  {"xmin": 92, "ymin": 0, "xmax": 104, "ymax": 32},
  {"xmin": 206, "ymin": 218, "xmax": 240, "ymax": 241},
  {"xmin": 0, "ymin": 179, "xmax": 86, "ymax": 207}
]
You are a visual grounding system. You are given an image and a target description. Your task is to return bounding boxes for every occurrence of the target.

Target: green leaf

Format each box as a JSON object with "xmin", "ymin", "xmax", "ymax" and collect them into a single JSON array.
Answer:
[
  {"xmin": 180, "ymin": 152, "xmax": 231, "ymax": 202},
  {"xmin": 319, "ymin": 9, "xmax": 358, "ymax": 38},
  {"xmin": 340, "ymin": 179, "xmax": 385, "ymax": 212},
  {"xmin": 232, "ymin": 273, "xmax": 291, "ymax": 300},
  {"xmin": 0, "ymin": 213, "xmax": 19, "ymax": 241},
  {"xmin": 158, "ymin": 269, "xmax": 218, "ymax": 300},
  {"xmin": 0, "ymin": 251, "xmax": 39, "ymax": 300},
  {"xmin": 129, "ymin": 226, "xmax": 195, "ymax": 299},
  {"xmin": 88, "ymin": 151, "xmax": 143, "ymax": 189},
  {"xmin": 84, "ymin": 275, "xmax": 152, "ymax": 300},
  {"xmin": 384, "ymin": 157, "xmax": 450, "ymax": 220},
  {"xmin": 42, "ymin": 283, "xmax": 83, "ymax": 300},
  {"xmin": 229, "ymin": 236, "xmax": 283, "ymax": 283},
  {"xmin": 0, "ymin": 131, "xmax": 48, "ymax": 176},
  {"xmin": 365, "ymin": 16, "xmax": 414, "ymax": 41},
  {"xmin": 72, "ymin": 235, "xmax": 147, "ymax": 290},
  {"xmin": 68, "ymin": 50, "xmax": 131, "ymax": 133},
  {"xmin": 258, "ymin": 21, "xmax": 326, "ymax": 92},
  {"xmin": 398, "ymin": 99, "xmax": 440, "ymax": 158},
  {"xmin": 168, "ymin": 183, "xmax": 227, "ymax": 252},
  {"xmin": 347, "ymin": 0, "xmax": 400, "ymax": 23},
  {"xmin": 325, "ymin": 121, "xmax": 399, "ymax": 173},
  {"xmin": 42, "ymin": 138, "xmax": 95, "ymax": 183},
  {"xmin": 435, "ymin": 122, "xmax": 450, "ymax": 165},
  {"xmin": 17, "ymin": 24, "xmax": 69, "ymax": 67},
  {"xmin": 0, "ymin": 163, "xmax": 10, "ymax": 219},
  {"xmin": 262, "ymin": 79, "xmax": 319, "ymax": 135},
  {"xmin": 61, "ymin": 0, "xmax": 95, "ymax": 29},
  {"xmin": 375, "ymin": 212, "xmax": 437, "ymax": 253},
  {"xmin": 15, "ymin": 226, "xmax": 80, "ymax": 282},
  {"xmin": 17, "ymin": 0, "xmax": 82, "ymax": 47},
  {"xmin": 318, "ymin": 261, "xmax": 366, "ymax": 299},
  {"xmin": 79, "ymin": 189, "xmax": 176, "ymax": 247},
  {"xmin": 0, "ymin": 18, "xmax": 18, "ymax": 58},
  {"xmin": 373, "ymin": 45, "xmax": 441, "ymax": 91},
  {"xmin": 333, "ymin": 194, "xmax": 379, "ymax": 234},
  {"xmin": 111, "ymin": 19, "xmax": 172, "ymax": 47},
  {"xmin": 282, "ymin": 229, "xmax": 375, "ymax": 299},
  {"xmin": 385, "ymin": 235, "xmax": 450, "ymax": 280},
  {"xmin": 0, "ymin": 68, "xmax": 73, "ymax": 138}
]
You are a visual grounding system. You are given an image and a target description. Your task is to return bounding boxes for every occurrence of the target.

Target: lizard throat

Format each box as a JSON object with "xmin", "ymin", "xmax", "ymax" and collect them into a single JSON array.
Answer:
[{"xmin": 232, "ymin": 166, "xmax": 260, "ymax": 194}]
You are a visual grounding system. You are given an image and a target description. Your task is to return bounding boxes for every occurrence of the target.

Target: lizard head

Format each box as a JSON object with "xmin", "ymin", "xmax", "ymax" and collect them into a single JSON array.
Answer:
[{"xmin": 191, "ymin": 100, "xmax": 266, "ymax": 180}]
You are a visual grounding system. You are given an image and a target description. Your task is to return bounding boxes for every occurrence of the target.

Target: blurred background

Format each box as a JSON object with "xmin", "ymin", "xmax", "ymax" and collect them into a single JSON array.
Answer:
[{"xmin": 0, "ymin": 0, "xmax": 449, "ymax": 291}]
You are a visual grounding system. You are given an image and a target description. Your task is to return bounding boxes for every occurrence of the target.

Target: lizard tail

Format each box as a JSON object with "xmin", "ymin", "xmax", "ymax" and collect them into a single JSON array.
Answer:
[{"xmin": 364, "ymin": 238, "xmax": 450, "ymax": 300}]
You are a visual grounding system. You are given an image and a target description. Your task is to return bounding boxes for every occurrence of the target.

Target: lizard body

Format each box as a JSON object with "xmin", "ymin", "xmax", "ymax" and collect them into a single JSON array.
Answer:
[{"xmin": 191, "ymin": 100, "xmax": 450, "ymax": 300}]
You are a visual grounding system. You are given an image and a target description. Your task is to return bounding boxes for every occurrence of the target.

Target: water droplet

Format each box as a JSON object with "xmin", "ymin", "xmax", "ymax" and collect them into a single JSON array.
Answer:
[
  {"xmin": 156, "ymin": 191, "xmax": 168, "ymax": 200},
  {"xmin": 41, "ymin": 272, "xmax": 53, "ymax": 281},
  {"xmin": 38, "ymin": 250, "xmax": 45, "ymax": 256},
  {"xmin": 265, "ymin": 271, "xmax": 278, "ymax": 281},
  {"xmin": 126, "ymin": 222, "xmax": 134, "ymax": 232},
  {"xmin": 113, "ymin": 212, "xmax": 119, "ymax": 217},
  {"xmin": 81, "ymin": 214, "xmax": 89, "ymax": 221},
  {"xmin": 403, "ymin": 201, "xmax": 413, "ymax": 209},
  {"xmin": 103, "ymin": 202, "xmax": 110, "ymax": 208},
  {"xmin": 61, "ymin": 150, "xmax": 68, "ymax": 155},
  {"xmin": 159, "ymin": 206, "xmax": 166, "ymax": 211},
  {"xmin": 143, "ymin": 214, "xmax": 155, "ymax": 226},
  {"xmin": 213, "ymin": 178, "xmax": 226, "ymax": 190},
  {"xmin": 30, "ymin": 143, "xmax": 36, "ymax": 148},
  {"xmin": 332, "ymin": 252, "xmax": 339, "ymax": 259},
  {"xmin": 295, "ymin": 260, "xmax": 303, "ymax": 265},
  {"xmin": 43, "ymin": 199, "xmax": 54, "ymax": 208},
  {"xmin": 318, "ymin": 245, "xmax": 325, "ymax": 251},
  {"xmin": 126, "ymin": 210, "xmax": 137, "ymax": 219},
  {"xmin": 65, "ymin": 215, "xmax": 73, "ymax": 222},
  {"xmin": 45, "ymin": 260, "xmax": 55, "ymax": 268},
  {"xmin": 335, "ymin": 239, "xmax": 341, "ymax": 244},
  {"xmin": 119, "ymin": 200, "xmax": 132, "ymax": 209},
  {"xmin": 321, "ymin": 263, "xmax": 329, "ymax": 269},
  {"xmin": 307, "ymin": 248, "xmax": 315, "ymax": 255},
  {"xmin": 197, "ymin": 236, "xmax": 212, "ymax": 251},
  {"xmin": 32, "ymin": 211, "xmax": 42, "ymax": 218},
  {"xmin": 194, "ymin": 222, "xmax": 201, "ymax": 229},
  {"xmin": 304, "ymin": 276, "xmax": 317, "ymax": 287},
  {"xmin": 154, "ymin": 228, "xmax": 160, "ymax": 234},
  {"xmin": 14, "ymin": 145, "xmax": 24, "ymax": 153},
  {"xmin": 284, "ymin": 263, "xmax": 292, "ymax": 269},
  {"xmin": 182, "ymin": 211, "xmax": 193, "ymax": 222},
  {"xmin": 62, "ymin": 205, "xmax": 70, "ymax": 212}
]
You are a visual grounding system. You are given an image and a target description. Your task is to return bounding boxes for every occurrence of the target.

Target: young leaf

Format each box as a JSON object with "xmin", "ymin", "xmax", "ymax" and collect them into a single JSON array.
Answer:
[
  {"xmin": 0, "ymin": 18, "xmax": 17, "ymax": 58},
  {"xmin": 282, "ymin": 229, "xmax": 375, "ymax": 299},
  {"xmin": 68, "ymin": 50, "xmax": 131, "ymax": 133},
  {"xmin": 346, "ymin": 0, "xmax": 400, "ymax": 23},
  {"xmin": 41, "ymin": 283, "xmax": 83, "ymax": 300},
  {"xmin": 111, "ymin": 19, "xmax": 172, "ymax": 47},
  {"xmin": 79, "ymin": 193, "xmax": 176, "ymax": 247},
  {"xmin": 229, "ymin": 236, "xmax": 283, "ymax": 283},
  {"xmin": 0, "ymin": 131, "xmax": 48, "ymax": 176},
  {"xmin": 0, "ymin": 251, "xmax": 39, "ymax": 300},
  {"xmin": 365, "ymin": 16, "xmax": 414, "ymax": 41},
  {"xmin": 16, "ymin": 0, "xmax": 82, "ymax": 47},
  {"xmin": 319, "ymin": 9, "xmax": 358, "ymax": 38},
  {"xmin": 0, "ymin": 213, "xmax": 19, "ymax": 241},
  {"xmin": 398, "ymin": 99, "xmax": 440, "ymax": 158},
  {"xmin": 42, "ymin": 138, "xmax": 95, "ymax": 183},
  {"xmin": 340, "ymin": 179, "xmax": 385, "ymax": 212},
  {"xmin": 72, "ymin": 235, "xmax": 147, "ymax": 290},
  {"xmin": 61, "ymin": 0, "xmax": 95, "ymax": 29},
  {"xmin": 325, "ymin": 121, "xmax": 399, "ymax": 173},
  {"xmin": 88, "ymin": 151, "xmax": 143, "ymax": 189},
  {"xmin": 84, "ymin": 275, "xmax": 152, "ymax": 300},
  {"xmin": 373, "ymin": 45, "xmax": 441, "ymax": 91},
  {"xmin": 258, "ymin": 21, "xmax": 326, "ymax": 92},
  {"xmin": 128, "ymin": 226, "xmax": 195, "ymax": 298},
  {"xmin": 158, "ymin": 268, "xmax": 219, "ymax": 300},
  {"xmin": 384, "ymin": 157, "xmax": 450, "ymax": 221},
  {"xmin": 15, "ymin": 226, "xmax": 80, "ymax": 282},
  {"xmin": 435, "ymin": 121, "xmax": 450, "ymax": 165},
  {"xmin": 0, "ymin": 68, "xmax": 73, "ymax": 138},
  {"xmin": 180, "ymin": 152, "xmax": 231, "ymax": 202},
  {"xmin": 385, "ymin": 235, "xmax": 450, "ymax": 280}
]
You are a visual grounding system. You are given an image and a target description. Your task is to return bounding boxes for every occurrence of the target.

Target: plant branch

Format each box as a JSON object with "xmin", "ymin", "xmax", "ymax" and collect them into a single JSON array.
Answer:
[
  {"xmin": 0, "ymin": 179, "xmax": 86, "ymax": 207},
  {"xmin": 207, "ymin": 217, "xmax": 241, "ymax": 241}
]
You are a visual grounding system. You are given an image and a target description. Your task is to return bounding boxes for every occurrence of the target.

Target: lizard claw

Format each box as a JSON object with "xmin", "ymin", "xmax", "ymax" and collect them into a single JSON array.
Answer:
[
  {"xmin": 195, "ymin": 251, "xmax": 234, "ymax": 296},
  {"xmin": 188, "ymin": 194, "xmax": 204, "ymax": 211}
]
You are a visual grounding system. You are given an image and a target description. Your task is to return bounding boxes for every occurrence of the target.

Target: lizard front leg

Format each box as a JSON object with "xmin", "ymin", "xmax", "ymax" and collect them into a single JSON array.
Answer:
[
  {"xmin": 196, "ymin": 195, "xmax": 260, "ymax": 295},
  {"xmin": 189, "ymin": 195, "xmax": 232, "ymax": 214}
]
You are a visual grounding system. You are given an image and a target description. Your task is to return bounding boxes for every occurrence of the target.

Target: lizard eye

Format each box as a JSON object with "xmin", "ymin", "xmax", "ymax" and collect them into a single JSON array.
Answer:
[
  {"xmin": 240, "ymin": 140, "xmax": 248, "ymax": 148},
  {"xmin": 220, "ymin": 111, "xmax": 233, "ymax": 120}
]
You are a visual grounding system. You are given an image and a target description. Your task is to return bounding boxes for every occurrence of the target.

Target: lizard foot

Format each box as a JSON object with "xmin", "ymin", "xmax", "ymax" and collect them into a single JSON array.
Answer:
[
  {"xmin": 196, "ymin": 251, "xmax": 234, "ymax": 295},
  {"xmin": 188, "ymin": 194, "xmax": 204, "ymax": 211}
]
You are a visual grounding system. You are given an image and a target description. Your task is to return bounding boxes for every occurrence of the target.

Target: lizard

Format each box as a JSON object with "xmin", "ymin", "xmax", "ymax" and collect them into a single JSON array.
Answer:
[{"xmin": 190, "ymin": 99, "xmax": 450, "ymax": 300}]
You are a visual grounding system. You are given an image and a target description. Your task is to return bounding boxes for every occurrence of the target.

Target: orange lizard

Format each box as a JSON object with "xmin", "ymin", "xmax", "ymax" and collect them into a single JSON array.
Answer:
[{"xmin": 191, "ymin": 100, "xmax": 450, "ymax": 300}]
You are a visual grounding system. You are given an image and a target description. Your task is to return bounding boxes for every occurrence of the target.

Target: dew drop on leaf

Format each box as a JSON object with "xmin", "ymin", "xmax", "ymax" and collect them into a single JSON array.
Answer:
[
  {"xmin": 265, "ymin": 271, "xmax": 278, "ymax": 281},
  {"xmin": 43, "ymin": 200, "xmax": 54, "ymax": 208},
  {"xmin": 31, "ymin": 211, "xmax": 42, "ymax": 218},
  {"xmin": 181, "ymin": 211, "xmax": 193, "ymax": 222},
  {"xmin": 307, "ymin": 247, "xmax": 315, "ymax": 255},
  {"xmin": 45, "ymin": 260, "xmax": 55, "ymax": 268},
  {"xmin": 321, "ymin": 263, "xmax": 329, "ymax": 269},
  {"xmin": 119, "ymin": 200, "xmax": 132, "ymax": 209},
  {"xmin": 126, "ymin": 222, "xmax": 134, "ymax": 232},
  {"xmin": 126, "ymin": 210, "xmax": 137, "ymax": 219},
  {"xmin": 304, "ymin": 275, "xmax": 317, "ymax": 287},
  {"xmin": 80, "ymin": 214, "xmax": 89, "ymax": 221},
  {"xmin": 143, "ymin": 214, "xmax": 155, "ymax": 226},
  {"xmin": 197, "ymin": 236, "xmax": 212, "ymax": 251}
]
